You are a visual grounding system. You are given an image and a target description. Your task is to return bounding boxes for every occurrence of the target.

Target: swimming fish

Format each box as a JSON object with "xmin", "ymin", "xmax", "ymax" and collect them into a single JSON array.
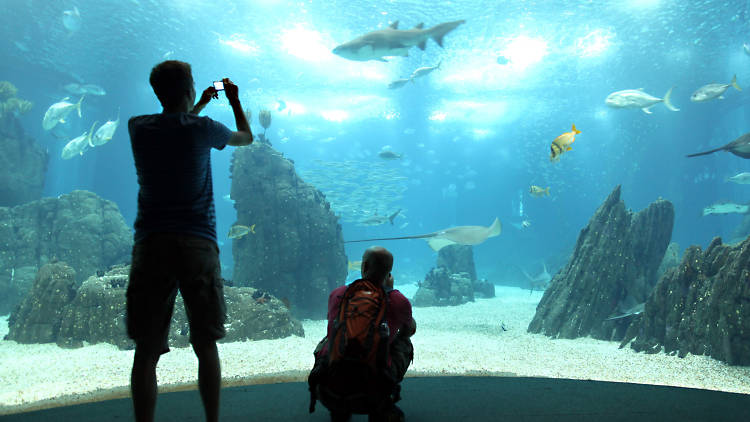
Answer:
[
  {"xmin": 378, "ymin": 147, "xmax": 403, "ymax": 160},
  {"xmin": 605, "ymin": 302, "xmax": 645, "ymax": 321},
  {"xmin": 81, "ymin": 84, "xmax": 106, "ymax": 96},
  {"xmin": 702, "ymin": 201, "xmax": 750, "ymax": 216},
  {"xmin": 410, "ymin": 60, "xmax": 441, "ymax": 79},
  {"xmin": 529, "ymin": 185, "xmax": 550, "ymax": 197},
  {"xmin": 605, "ymin": 87, "xmax": 679, "ymax": 114},
  {"xmin": 726, "ymin": 172, "xmax": 750, "ymax": 184},
  {"xmin": 228, "ymin": 224, "xmax": 256, "ymax": 239},
  {"xmin": 90, "ymin": 109, "xmax": 119, "ymax": 146},
  {"xmin": 359, "ymin": 209, "xmax": 402, "ymax": 226},
  {"xmin": 61, "ymin": 121, "xmax": 97, "ymax": 160},
  {"xmin": 691, "ymin": 75, "xmax": 741, "ymax": 102},
  {"xmin": 686, "ymin": 132, "xmax": 750, "ymax": 159},
  {"xmin": 63, "ymin": 83, "xmax": 87, "ymax": 96},
  {"xmin": 332, "ymin": 20, "xmax": 465, "ymax": 62},
  {"xmin": 345, "ymin": 217, "xmax": 502, "ymax": 252},
  {"xmin": 550, "ymin": 124, "xmax": 580, "ymax": 162},
  {"xmin": 348, "ymin": 260, "xmax": 362, "ymax": 271},
  {"xmin": 62, "ymin": 6, "xmax": 81, "ymax": 33},
  {"xmin": 521, "ymin": 263, "xmax": 551, "ymax": 294},
  {"xmin": 42, "ymin": 96, "xmax": 84, "ymax": 131},
  {"xmin": 388, "ymin": 78, "xmax": 412, "ymax": 89}
]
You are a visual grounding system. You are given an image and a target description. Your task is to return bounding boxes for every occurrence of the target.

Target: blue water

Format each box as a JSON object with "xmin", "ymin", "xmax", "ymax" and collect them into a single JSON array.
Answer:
[{"xmin": 2, "ymin": 0, "xmax": 750, "ymax": 286}]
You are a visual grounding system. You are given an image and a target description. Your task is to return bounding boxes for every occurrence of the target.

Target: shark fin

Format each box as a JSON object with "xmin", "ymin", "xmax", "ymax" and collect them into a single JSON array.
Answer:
[
  {"xmin": 417, "ymin": 41, "xmax": 426, "ymax": 50},
  {"xmin": 641, "ymin": 106, "xmax": 653, "ymax": 114},
  {"xmin": 414, "ymin": 23, "xmax": 424, "ymax": 29},
  {"xmin": 731, "ymin": 74, "xmax": 741, "ymax": 91},
  {"xmin": 389, "ymin": 20, "xmax": 399, "ymax": 29}
]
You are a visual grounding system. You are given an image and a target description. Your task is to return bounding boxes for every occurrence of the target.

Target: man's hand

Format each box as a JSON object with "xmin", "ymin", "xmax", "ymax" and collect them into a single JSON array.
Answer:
[
  {"xmin": 223, "ymin": 78, "xmax": 240, "ymax": 104},
  {"xmin": 198, "ymin": 86, "xmax": 219, "ymax": 105},
  {"xmin": 191, "ymin": 86, "xmax": 218, "ymax": 115}
]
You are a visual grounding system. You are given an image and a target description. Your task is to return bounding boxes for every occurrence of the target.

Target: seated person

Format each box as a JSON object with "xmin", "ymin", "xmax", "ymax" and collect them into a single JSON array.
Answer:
[{"xmin": 309, "ymin": 246, "xmax": 416, "ymax": 422}]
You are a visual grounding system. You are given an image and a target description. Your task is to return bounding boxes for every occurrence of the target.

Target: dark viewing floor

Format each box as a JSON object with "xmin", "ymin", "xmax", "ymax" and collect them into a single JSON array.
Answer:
[{"xmin": 2, "ymin": 376, "xmax": 749, "ymax": 422}]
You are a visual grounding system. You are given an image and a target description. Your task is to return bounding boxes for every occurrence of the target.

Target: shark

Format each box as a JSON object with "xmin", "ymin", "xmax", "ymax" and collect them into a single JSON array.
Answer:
[
  {"xmin": 605, "ymin": 302, "xmax": 645, "ymax": 321},
  {"xmin": 521, "ymin": 263, "xmax": 552, "ymax": 295},
  {"xmin": 358, "ymin": 209, "xmax": 402, "ymax": 226},
  {"xmin": 345, "ymin": 217, "xmax": 501, "ymax": 251},
  {"xmin": 686, "ymin": 132, "xmax": 750, "ymax": 158},
  {"xmin": 332, "ymin": 20, "xmax": 466, "ymax": 62}
]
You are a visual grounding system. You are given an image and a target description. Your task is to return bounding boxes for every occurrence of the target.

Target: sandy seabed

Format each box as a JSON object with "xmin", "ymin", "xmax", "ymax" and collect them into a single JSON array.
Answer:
[{"xmin": 1, "ymin": 285, "xmax": 749, "ymax": 414}]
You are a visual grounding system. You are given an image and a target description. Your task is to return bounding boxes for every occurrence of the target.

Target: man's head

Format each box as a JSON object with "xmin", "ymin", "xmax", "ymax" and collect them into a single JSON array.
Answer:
[
  {"xmin": 361, "ymin": 246, "xmax": 393, "ymax": 285},
  {"xmin": 149, "ymin": 60, "xmax": 195, "ymax": 110}
]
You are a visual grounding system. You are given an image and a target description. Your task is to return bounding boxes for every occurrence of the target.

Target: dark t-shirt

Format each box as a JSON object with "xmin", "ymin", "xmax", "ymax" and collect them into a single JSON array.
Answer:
[
  {"xmin": 324, "ymin": 282, "xmax": 413, "ymax": 354},
  {"xmin": 129, "ymin": 112, "xmax": 232, "ymax": 243}
]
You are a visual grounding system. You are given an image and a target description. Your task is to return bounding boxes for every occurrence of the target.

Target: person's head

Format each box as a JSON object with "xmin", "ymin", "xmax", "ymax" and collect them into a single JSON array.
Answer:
[
  {"xmin": 361, "ymin": 246, "xmax": 393, "ymax": 285},
  {"xmin": 149, "ymin": 60, "xmax": 195, "ymax": 111}
]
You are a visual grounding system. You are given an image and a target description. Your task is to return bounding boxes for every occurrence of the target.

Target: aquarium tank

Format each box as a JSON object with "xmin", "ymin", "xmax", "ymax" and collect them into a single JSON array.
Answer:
[{"xmin": 1, "ymin": 0, "xmax": 750, "ymax": 415}]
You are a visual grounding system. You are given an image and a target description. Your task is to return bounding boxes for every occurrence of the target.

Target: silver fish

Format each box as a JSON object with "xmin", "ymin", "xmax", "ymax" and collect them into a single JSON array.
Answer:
[
  {"xmin": 726, "ymin": 172, "xmax": 750, "ymax": 184},
  {"xmin": 605, "ymin": 87, "xmax": 679, "ymax": 114},
  {"xmin": 387, "ymin": 78, "xmax": 412, "ymax": 89},
  {"xmin": 42, "ymin": 96, "xmax": 84, "ymax": 131},
  {"xmin": 410, "ymin": 60, "xmax": 441, "ymax": 79},
  {"xmin": 691, "ymin": 75, "xmax": 741, "ymax": 102}
]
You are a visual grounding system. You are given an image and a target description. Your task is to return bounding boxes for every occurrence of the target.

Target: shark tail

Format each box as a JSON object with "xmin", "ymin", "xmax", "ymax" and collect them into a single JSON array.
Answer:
[
  {"xmin": 488, "ymin": 217, "xmax": 502, "ymax": 237},
  {"xmin": 731, "ymin": 74, "xmax": 742, "ymax": 92},
  {"xmin": 544, "ymin": 187, "xmax": 550, "ymax": 196},
  {"xmin": 429, "ymin": 20, "xmax": 466, "ymax": 47},
  {"xmin": 686, "ymin": 146, "xmax": 724, "ymax": 158},
  {"xmin": 663, "ymin": 86, "xmax": 679, "ymax": 111}
]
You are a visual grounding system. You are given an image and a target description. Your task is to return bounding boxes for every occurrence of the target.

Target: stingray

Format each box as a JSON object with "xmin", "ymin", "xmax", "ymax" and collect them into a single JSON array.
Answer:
[
  {"xmin": 345, "ymin": 217, "xmax": 502, "ymax": 251},
  {"xmin": 686, "ymin": 132, "xmax": 750, "ymax": 158}
]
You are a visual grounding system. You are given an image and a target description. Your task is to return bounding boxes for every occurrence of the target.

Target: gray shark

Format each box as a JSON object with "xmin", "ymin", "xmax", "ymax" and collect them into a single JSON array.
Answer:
[
  {"xmin": 686, "ymin": 132, "xmax": 750, "ymax": 158},
  {"xmin": 521, "ymin": 263, "xmax": 551, "ymax": 295},
  {"xmin": 605, "ymin": 302, "xmax": 645, "ymax": 321},
  {"xmin": 332, "ymin": 20, "xmax": 465, "ymax": 62}
]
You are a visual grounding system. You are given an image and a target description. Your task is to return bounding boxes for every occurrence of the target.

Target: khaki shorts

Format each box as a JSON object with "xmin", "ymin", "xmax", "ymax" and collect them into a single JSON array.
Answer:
[{"xmin": 126, "ymin": 233, "xmax": 226, "ymax": 354}]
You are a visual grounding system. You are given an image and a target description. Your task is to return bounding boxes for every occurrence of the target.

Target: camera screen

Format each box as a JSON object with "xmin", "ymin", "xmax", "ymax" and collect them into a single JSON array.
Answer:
[{"xmin": 213, "ymin": 81, "xmax": 225, "ymax": 91}]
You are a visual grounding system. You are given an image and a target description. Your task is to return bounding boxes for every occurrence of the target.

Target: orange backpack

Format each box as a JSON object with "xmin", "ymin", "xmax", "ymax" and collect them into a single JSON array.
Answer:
[{"xmin": 328, "ymin": 278, "xmax": 390, "ymax": 369}]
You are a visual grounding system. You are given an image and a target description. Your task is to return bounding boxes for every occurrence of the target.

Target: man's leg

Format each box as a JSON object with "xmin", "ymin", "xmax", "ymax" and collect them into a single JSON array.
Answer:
[
  {"xmin": 131, "ymin": 345, "xmax": 161, "ymax": 422},
  {"xmin": 191, "ymin": 339, "xmax": 221, "ymax": 422}
]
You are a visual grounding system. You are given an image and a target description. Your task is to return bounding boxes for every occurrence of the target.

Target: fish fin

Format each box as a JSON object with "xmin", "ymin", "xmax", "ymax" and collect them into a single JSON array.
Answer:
[
  {"xmin": 376, "ymin": 58, "xmax": 388, "ymax": 62},
  {"xmin": 60, "ymin": 118, "xmax": 66, "ymax": 124},
  {"xmin": 732, "ymin": 74, "xmax": 742, "ymax": 91},
  {"xmin": 545, "ymin": 187, "xmax": 550, "ymax": 196},
  {"xmin": 414, "ymin": 23, "xmax": 424, "ymax": 29},
  {"xmin": 76, "ymin": 95, "xmax": 85, "ymax": 118},
  {"xmin": 663, "ymin": 86, "xmax": 679, "ymax": 111},
  {"xmin": 719, "ymin": 95, "xmax": 725, "ymax": 100},
  {"xmin": 389, "ymin": 20, "xmax": 399, "ymax": 29},
  {"xmin": 641, "ymin": 106, "xmax": 653, "ymax": 114},
  {"xmin": 571, "ymin": 124, "xmax": 580, "ymax": 134},
  {"xmin": 427, "ymin": 237, "xmax": 454, "ymax": 251},
  {"xmin": 566, "ymin": 146, "xmax": 572, "ymax": 151},
  {"xmin": 417, "ymin": 41, "xmax": 426, "ymax": 50}
]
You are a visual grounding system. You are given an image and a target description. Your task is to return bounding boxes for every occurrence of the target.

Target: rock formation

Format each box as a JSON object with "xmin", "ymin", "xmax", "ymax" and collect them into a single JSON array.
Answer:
[
  {"xmin": 4, "ymin": 262, "xmax": 77, "ymax": 343},
  {"xmin": 527, "ymin": 186, "xmax": 674, "ymax": 340},
  {"xmin": 413, "ymin": 245, "xmax": 493, "ymax": 306},
  {"xmin": 0, "ymin": 190, "xmax": 133, "ymax": 314},
  {"xmin": 622, "ymin": 236, "xmax": 750, "ymax": 365},
  {"xmin": 7, "ymin": 264, "xmax": 304, "ymax": 349},
  {"xmin": 0, "ymin": 81, "xmax": 46, "ymax": 208},
  {"xmin": 230, "ymin": 143, "xmax": 347, "ymax": 318}
]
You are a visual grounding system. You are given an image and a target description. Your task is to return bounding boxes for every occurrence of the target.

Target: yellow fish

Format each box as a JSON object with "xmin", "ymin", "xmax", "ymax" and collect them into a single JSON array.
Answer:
[
  {"xmin": 348, "ymin": 260, "xmax": 362, "ymax": 271},
  {"xmin": 529, "ymin": 185, "xmax": 550, "ymax": 197},
  {"xmin": 550, "ymin": 124, "xmax": 580, "ymax": 162},
  {"xmin": 228, "ymin": 223, "xmax": 256, "ymax": 239}
]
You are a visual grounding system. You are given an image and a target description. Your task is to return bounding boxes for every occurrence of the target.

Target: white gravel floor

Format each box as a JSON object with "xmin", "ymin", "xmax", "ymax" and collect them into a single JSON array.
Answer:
[{"xmin": 1, "ymin": 285, "xmax": 749, "ymax": 414}]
